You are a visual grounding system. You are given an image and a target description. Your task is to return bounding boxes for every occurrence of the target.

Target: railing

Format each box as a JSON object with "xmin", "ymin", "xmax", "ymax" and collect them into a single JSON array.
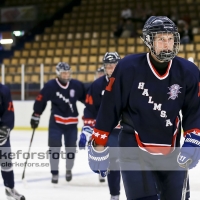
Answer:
[{"xmin": 1, "ymin": 64, "xmax": 44, "ymax": 100}]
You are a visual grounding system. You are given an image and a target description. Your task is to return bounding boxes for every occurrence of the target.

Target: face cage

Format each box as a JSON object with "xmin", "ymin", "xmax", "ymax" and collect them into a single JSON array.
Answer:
[
  {"xmin": 56, "ymin": 69, "xmax": 71, "ymax": 83},
  {"xmin": 145, "ymin": 31, "xmax": 180, "ymax": 62}
]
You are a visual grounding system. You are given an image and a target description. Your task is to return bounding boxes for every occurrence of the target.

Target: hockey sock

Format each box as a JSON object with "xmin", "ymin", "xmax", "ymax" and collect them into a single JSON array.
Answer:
[
  {"xmin": 51, "ymin": 170, "xmax": 59, "ymax": 175},
  {"xmin": 1, "ymin": 170, "xmax": 14, "ymax": 188}
]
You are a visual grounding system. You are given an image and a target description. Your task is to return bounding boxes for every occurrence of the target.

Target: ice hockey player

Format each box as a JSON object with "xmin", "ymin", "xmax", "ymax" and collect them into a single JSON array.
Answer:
[
  {"xmin": 87, "ymin": 16, "xmax": 200, "ymax": 200},
  {"xmin": 84, "ymin": 66, "xmax": 105, "ymax": 92},
  {"xmin": 0, "ymin": 84, "xmax": 25, "ymax": 199},
  {"xmin": 30, "ymin": 62, "xmax": 86, "ymax": 184},
  {"xmin": 79, "ymin": 52, "xmax": 122, "ymax": 200},
  {"xmin": 95, "ymin": 66, "xmax": 105, "ymax": 79}
]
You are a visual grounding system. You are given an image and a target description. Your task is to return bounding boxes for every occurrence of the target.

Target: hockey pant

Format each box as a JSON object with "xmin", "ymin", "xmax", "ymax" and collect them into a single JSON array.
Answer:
[
  {"xmin": 118, "ymin": 130, "xmax": 190, "ymax": 200},
  {"xmin": 107, "ymin": 129, "xmax": 121, "ymax": 196},
  {"xmin": 0, "ymin": 138, "xmax": 14, "ymax": 188},
  {"xmin": 48, "ymin": 125, "xmax": 78, "ymax": 175}
]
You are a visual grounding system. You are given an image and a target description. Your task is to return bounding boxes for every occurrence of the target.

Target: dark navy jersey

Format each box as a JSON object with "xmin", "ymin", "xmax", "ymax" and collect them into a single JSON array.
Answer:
[
  {"xmin": 92, "ymin": 53, "xmax": 200, "ymax": 155},
  {"xmin": 0, "ymin": 84, "xmax": 14, "ymax": 130},
  {"xmin": 33, "ymin": 78, "xmax": 85, "ymax": 127},
  {"xmin": 84, "ymin": 76, "xmax": 109, "ymax": 127}
]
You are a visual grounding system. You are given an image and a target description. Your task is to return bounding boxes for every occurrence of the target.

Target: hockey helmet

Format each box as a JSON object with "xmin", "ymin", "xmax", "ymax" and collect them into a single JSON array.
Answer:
[
  {"xmin": 103, "ymin": 52, "xmax": 121, "ymax": 64},
  {"xmin": 142, "ymin": 16, "xmax": 180, "ymax": 62},
  {"xmin": 102, "ymin": 52, "xmax": 121, "ymax": 78},
  {"xmin": 56, "ymin": 62, "xmax": 71, "ymax": 83},
  {"xmin": 95, "ymin": 66, "xmax": 105, "ymax": 79}
]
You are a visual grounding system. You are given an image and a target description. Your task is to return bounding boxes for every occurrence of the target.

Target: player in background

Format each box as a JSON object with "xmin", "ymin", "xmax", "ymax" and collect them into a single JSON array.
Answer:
[
  {"xmin": 82, "ymin": 65, "xmax": 107, "ymax": 183},
  {"xmin": 79, "ymin": 52, "xmax": 121, "ymax": 200},
  {"xmin": 0, "ymin": 84, "xmax": 25, "ymax": 200},
  {"xmin": 30, "ymin": 62, "xmax": 86, "ymax": 184},
  {"xmin": 95, "ymin": 66, "xmax": 105, "ymax": 79},
  {"xmin": 84, "ymin": 66, "xmax": 105, "ymax": 93},
  {"xmin": 87, "ymin": 16, "xmax": 200, "ymax": 200}
]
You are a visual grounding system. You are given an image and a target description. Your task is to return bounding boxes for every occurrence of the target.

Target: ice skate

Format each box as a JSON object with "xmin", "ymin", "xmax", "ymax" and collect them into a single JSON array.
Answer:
[
  {"xmin": 66, "ymin": 170, "xmax": 72, "ymax": 182},
  {"xmin": 5, "ymin": 187, "xmax": 25, "ymax": 200},
  {"xmin": 110, "ymin": 195, "xmax": 119, "ymax": 200},
  {"xmin": 99, "ymin": 174, "xmax": 105, "ymax": 183},
  {"xmin": 51, "ymin": 174, "xmax": 58, "ymax": 184}
]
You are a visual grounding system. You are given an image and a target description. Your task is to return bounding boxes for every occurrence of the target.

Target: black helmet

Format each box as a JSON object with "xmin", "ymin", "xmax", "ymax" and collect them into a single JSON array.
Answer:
[
  {"xmin": 103, "ymin": 52, "xmax": 121, "ymax": 64},
  {"xmin": 142, "ymin": 16, "xmax": 180, "ymax": 62}
]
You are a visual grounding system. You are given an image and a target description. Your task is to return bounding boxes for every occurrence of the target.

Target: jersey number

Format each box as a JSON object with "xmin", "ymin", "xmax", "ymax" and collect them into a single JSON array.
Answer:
[
  {"xmin": 8, "ymin": 102, "xmax": 14, "ymax": 112},
  {"xmin": 105, "ymin": 77, "xmax": 115, "ymax": 92},
  {"xmin": 36, "ymin": 94, "xmax": 43, "ymax": 101}
]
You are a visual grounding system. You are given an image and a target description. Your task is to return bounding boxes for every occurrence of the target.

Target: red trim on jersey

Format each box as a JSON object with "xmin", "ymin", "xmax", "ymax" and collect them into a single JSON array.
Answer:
[
  {"xmin": 135, "ymin": 117, "xmax": 180, "ymax": 155},
  {"xmin": 135, "ymin": 132, "xmax": 175, "ymax": 155},
  {"xmin": 83, "ymin": 118, "xmax": 96, "ymax": 127},
  {"xmin": 114, "ymin": 124, "xmax": 121, "ymax": 129},
  {"xmin": 150, "ymin": 61, "xmax": 171, "ymax": 79},
  {"xmin": 147, "ymin": 53, "xmax": 172, "ymax": 80},
  {"xmin": 54, "ymin": 115, "xmax": 78, "ymax": 125},
  {"xmin": 106, "ymin": 77, "xmax": 115, "ymax": 92},
  {"xmin": 91, "ymin": 128, "xmax": 109, "ymax": 146},
  {"xmin": 55, "ymin": 78, "xmax": 69, "ymax": 89},
  {"xmin": 184, "ymin": 128, "xmax": 200, "ymax": 137}
]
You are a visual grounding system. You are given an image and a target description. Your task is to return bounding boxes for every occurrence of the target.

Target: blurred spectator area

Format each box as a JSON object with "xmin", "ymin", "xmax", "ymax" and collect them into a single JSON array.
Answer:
[{"xmin": 1, "ymin": 0, "xmax": 200, "ymax": 99}]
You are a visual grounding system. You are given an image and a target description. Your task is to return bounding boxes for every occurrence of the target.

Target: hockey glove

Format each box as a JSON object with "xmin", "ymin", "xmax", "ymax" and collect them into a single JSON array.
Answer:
[
  {"xmin": 78, "ymin": 126, "xmax": 93, "ymax": 150},
  {"xmin": 88, "ymin": 141, "xmax": 109, "ymax": 177},
  {"xmin": 0, "ymin": 126, "xmax": 10, "ymax": 146},
  {"xmin": 30, "ymin": 113, "xmax": 40, "ymax": 129},
  {"xmin": 177, "ymin": 131, "xmax": 200, "ymax": 169}
]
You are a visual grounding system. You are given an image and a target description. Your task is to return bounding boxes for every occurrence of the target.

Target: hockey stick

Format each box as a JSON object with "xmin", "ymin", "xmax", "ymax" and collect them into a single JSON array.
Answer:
[
  {"xmin": 181, "ymin": 165, "xmax": 189, "ymax": 200},
  {"xmin": 22, "ymin": 128, "xmax": 36, "ymax": 180}
]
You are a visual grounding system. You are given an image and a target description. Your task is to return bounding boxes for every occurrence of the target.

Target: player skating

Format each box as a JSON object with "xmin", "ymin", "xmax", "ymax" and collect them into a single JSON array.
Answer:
[
  {"xmin": 0, "ymin": 84, "xmax": 25, "ymax": 200},
  {"xmin": 30, "ymin": 62, "xmax": 86, "ymax": 184},
  {"xmin": 79, "ymin": 52, "xmax": 122, "ymax": 200},
  {"xmin": 88, "ymin": 16, "xmax": 200, "ymax": 200}
]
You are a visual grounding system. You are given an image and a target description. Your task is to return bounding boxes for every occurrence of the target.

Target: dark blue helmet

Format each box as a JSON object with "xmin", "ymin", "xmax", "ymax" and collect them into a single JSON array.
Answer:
[
  {"xmin": 103, "ymin": 52, "xmax": 121, "ymax": 64},
  {"xmin": 143, "ymin": 16, "xmax": 178, "ymax": 34},
  {"xmin": 96, "ymin": 66, "xmax": 105, "ymax": 73},
  {"xmin": 56, "ymin": 62, "xmax": 70, "ymax": 76},
  {"xmin": 95, "ymin": 66, "xmax": 105, "ymax": 79},
  {"xmin": 56, "ymin": 62, "xmax": 71, "ymax": 83},
  {"xmin": 142, "ymin": 16, "xmax": 180, "ymax": 62}
]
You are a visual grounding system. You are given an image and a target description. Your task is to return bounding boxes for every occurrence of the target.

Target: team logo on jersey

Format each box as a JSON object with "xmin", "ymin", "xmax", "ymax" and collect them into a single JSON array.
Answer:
[
  {"xmin": 70, "ymin": 89, "xmax": 75, "ymax": 97},
  {"xmin": 56, "ymin": 92, "xmax": 69, "ymax": 103},
  {"xmin": 168, "ymin": 84, "xmax": 182, "ymax": 100}
]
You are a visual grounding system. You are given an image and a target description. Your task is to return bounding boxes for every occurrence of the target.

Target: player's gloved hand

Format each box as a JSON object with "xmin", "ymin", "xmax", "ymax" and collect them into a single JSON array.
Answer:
[
  {"xmin": 88, "ymin": 140, "xmax": 109, "ymax": 177},
  {"xmin": 78, "ymin": 126, "xmax": 93, "ymax": 149},
  {"xmin": 0, "ymin": 126, "xmax": 10, "ymax": 146},
  {"xmin": 30, "ymin": 113, "xmax": 40, "ymax": 129},
  {"xmin": 177, "ymin": 131, "xmax": 200, "ymax": 169}
]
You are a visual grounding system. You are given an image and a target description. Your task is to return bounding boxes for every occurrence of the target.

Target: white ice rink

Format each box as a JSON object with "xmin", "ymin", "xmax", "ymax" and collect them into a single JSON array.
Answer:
[{"xmin": 0, "ymin": 130, "xmax": 199, "ymax": 200}]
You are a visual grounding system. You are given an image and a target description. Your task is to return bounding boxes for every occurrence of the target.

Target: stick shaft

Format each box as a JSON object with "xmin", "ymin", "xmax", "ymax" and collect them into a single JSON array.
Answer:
[{"xmin": 22, "ymin": 128, "xmax": 36, "ymax": 180}]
